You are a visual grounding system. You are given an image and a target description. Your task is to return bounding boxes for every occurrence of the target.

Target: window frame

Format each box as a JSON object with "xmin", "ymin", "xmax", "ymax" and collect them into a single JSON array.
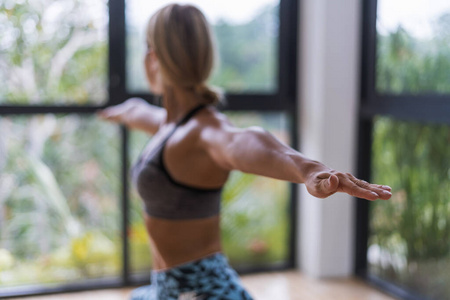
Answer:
[
  {"xmin": 355, "ymin": 0, "xmax": 450, "ymax": 299},
  {"xmin": 0, "ymin": 0, "xmax": 298, "ymax": 297}
]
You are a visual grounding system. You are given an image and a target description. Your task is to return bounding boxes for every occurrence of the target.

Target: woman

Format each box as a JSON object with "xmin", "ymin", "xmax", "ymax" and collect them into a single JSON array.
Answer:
[{"xmin": 98, "ymin": 4, "xmax": 391, "ymax": 300}]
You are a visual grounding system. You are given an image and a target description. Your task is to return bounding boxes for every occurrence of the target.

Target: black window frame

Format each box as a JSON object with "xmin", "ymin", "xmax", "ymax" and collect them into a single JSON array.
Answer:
[
  {"xmin": 355, "ymin": 0, "xmax": 450, "ymax": 300},
  {"xmin": 0, "ymin": 0, "xmax": 298, "ymax": 298}
]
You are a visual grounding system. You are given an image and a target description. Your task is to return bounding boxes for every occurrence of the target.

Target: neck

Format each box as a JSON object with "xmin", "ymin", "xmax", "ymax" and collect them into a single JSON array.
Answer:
[{"xmin": 162, "ymin": 86, "xmax": 203, "ymax": 124}]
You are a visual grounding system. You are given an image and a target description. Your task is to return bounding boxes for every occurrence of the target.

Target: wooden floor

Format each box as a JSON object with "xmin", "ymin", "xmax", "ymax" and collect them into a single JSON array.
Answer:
[{"xmin": 18, "ymin": 271, "xmax": 396, "ymax": 300}]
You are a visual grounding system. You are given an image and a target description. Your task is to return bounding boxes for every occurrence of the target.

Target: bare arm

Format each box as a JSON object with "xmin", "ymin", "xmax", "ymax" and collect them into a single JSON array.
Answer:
[
  {"xmin": 201, "ymin": 122, "xmax": 391, "ymax": 201},
  {"xmin": 97, "ymin": 98, "xmax": 165, "ymax": 134}
]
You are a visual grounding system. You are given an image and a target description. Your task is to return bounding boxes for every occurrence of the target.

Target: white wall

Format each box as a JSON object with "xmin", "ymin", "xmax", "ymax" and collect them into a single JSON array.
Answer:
[{"xmin": 296, "ymin": 0, "xmax": 362, "ymax": 277}]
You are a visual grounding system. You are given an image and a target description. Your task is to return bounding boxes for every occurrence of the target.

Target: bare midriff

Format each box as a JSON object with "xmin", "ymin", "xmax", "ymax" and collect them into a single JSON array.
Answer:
[{"xmin": 144, "ymin": 214, "xmax": 222, "ymax": 271}]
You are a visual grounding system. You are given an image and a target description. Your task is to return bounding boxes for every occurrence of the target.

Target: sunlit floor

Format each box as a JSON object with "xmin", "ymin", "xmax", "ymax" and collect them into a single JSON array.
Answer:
[{"xmin": 18, "ymin": 271, "xmax": 395, "ymax": 300}]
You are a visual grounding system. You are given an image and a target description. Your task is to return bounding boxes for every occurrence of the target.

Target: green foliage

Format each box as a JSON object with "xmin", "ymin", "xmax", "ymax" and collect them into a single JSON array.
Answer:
[
  {"xmin": 377, "ymin": 14, "xmax": 450, "ymax": 94},
  {"xmin": 210, "ymin": 5, "xmax": 278, "ymax": 93},
  {"xmin": 0, "ymin": 115, "xmax": 121, "ymax": 285},
  {"xmin": 371, "ymin": 118, "xmax": 450, "ymax": 260},
  {"xmin": 0, "ymin": 0, "xmax": 107, "ymax": 104},
  {"xmin": 370, "ymin": 9, "xmax": 450, "ymax": 298},
  {"xmin": 51, "ymin": 231, "xmax": 120, "ymax": 277},
  {"xmin": 0, "ymin": 249, "xmax": 15, "ymax": 270},
  {"xmin": 221, "ymin": 171, "xmax": 289, "ymax": 266},
  {"xmin": 370, "ymin": 118, "xmax": 450, "ymax": 297},
  {"xmin": 128, "ymin": 222, "xmax": 152, "ymax": 273},
  {"xmin": 126, "ymin": 4, "xmax": 279, "ymax": 94}
]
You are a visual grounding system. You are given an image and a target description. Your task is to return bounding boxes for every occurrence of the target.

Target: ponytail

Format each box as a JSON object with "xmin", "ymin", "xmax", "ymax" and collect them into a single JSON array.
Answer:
[{"xmin": 192, "ymin": 83, "xmax": 224, "ymax": 105}]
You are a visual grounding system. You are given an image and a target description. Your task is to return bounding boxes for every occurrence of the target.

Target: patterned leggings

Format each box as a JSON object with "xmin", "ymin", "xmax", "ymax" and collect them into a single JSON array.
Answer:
[{"xmin": 129, "ymin": 253, "xmax": 254, "ymax": 300}]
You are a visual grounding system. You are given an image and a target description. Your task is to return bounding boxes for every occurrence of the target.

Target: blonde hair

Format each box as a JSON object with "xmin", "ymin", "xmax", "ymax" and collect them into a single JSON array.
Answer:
[{"xmin": 147, "ymin": 4, "xmax": 222, "ymax": 105}]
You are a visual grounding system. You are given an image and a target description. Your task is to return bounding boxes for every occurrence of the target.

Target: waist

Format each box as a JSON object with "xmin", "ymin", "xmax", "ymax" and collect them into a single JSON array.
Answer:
[
  {"xmin": 144, "ymin": 214, "xmax": 222, "ymax": 270},
  {"xmin": 152, "ymin": 251, "xmax": 225, "ymax": 273}
]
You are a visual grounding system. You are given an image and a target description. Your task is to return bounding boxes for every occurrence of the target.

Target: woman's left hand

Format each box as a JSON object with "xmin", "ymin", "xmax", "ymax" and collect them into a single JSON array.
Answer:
[{"xmin": 305, "ymin": 170, "xmax": 392, "ymax": 201}]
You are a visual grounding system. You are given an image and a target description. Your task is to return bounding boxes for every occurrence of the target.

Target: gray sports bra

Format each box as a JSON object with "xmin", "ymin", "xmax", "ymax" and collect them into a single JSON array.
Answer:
[{"xmin": 131, "ymin": 104, "xmax": 222, "ymax": 220}]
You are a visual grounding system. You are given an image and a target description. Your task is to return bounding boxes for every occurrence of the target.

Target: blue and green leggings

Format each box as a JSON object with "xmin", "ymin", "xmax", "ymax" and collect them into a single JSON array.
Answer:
[{"xmin": 130, "ymin": 253, "xmax": 254, "ymax": 300}]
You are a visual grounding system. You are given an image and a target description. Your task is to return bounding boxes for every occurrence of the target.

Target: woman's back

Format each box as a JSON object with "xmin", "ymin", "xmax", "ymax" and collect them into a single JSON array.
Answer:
[{"xmin": 132, "ymin": 104, "xmax": 230, "ymax": 270}]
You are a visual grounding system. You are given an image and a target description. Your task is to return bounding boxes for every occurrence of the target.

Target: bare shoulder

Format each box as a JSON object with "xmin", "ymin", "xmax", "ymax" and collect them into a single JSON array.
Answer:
[
  {"xmin": 187, "ymin": 106, "xmax": 269, "ymax": 170},
  {"xmin": 191, "ymin": 107, "xmax": 265, "ymax": 144},
  {"xmin": 193, "ymin": 106, "xmax": 236, "ymax": 142}
]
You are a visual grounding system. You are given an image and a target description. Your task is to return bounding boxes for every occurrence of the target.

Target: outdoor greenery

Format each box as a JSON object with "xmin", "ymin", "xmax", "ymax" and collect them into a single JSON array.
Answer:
[
  {"xmin": 126, "ymin": 3, "xmax": 278, "ymax": 93},
  {"xmin": 369, "ymin": 8, "xmax": 450, "ymax": 300},
  {"xmin": 0, "ymin": 115, "xmax": 122, "ymax": 285},
  {"xmin": 0, "ymin": 0, "xmax": 108, "ymax": 104},
  {"xmin": 210, "ymin": 5, "xmax": 278, "ymax": 93},
  {"xmin": 0, "ymin": 0, "xmax": 289, "ymax": 290},
  {"xmin": 370, "ymin": 118, "xmax": 450, "ymax": 299},
  {"xmin": 376, "ymin": 13, "xmax": 450, "ymax": 95}
]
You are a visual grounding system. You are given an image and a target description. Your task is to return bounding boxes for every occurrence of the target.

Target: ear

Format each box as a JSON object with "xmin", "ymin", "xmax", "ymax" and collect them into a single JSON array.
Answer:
[
  {"xmin": 144, "ymin": 49, "xmax": 164, "ymax": 95},
  {"xmin": 147, "ymin": 48, "xmax": 158, "ymax": 61},
  {"xmin": 144, "ymin": 49, "xmax": 158, "ymax": 72}
]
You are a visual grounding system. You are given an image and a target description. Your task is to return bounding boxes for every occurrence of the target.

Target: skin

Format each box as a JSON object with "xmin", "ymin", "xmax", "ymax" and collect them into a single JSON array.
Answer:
[{"xmin": 98, "ymin": 48, "xmax": 392, "ymax": 270}]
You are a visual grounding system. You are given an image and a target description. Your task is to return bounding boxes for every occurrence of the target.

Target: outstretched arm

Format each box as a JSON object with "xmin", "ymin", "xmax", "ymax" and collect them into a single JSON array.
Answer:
[
  {"xmin": 97, "ymin": 98, "xmax": 165, "ymax": 135},
  {"xmin": 200, "ymin": 123, "xmax": 391, "ymax": 201}
]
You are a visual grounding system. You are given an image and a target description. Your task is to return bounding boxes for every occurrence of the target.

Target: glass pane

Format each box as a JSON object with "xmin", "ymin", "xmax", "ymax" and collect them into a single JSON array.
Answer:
[
  {"xmin": 0, "ymin": 0, "xmax": 108, "ymax": 105},
  {"xmin": 128, "ymin": 111, "xmax": 291, "ymax": 275},
  {"xmin": 0, "ymin": 115, "xmax": 121, "ymax": 291},
  {"xmin": 222, "ymin": 112, "xmax": 290, "ymax": 267},
  {"xmin": 129, "ymin": 130, "xmax": 153, "ymax": 275},
  {"xmin": 376, "ymin": 0, "xmax": 450, "ymax": 95},
  {"xmin": 369, "ymin": 117, "xmax": 450, "ymax": 299},
  {"xmin": 126, "ymin": 0, "xmax": 279, "ymax": 94}
]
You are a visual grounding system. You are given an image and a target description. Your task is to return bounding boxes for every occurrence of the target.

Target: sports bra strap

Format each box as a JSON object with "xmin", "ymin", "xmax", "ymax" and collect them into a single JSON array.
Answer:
[
  {"xmin": 160, "ymin": 104, "xmax": 207, "ymax": 146},
  {"xmin": 175, "ymin": 104, "xmax": 207, "ymax": 127}
]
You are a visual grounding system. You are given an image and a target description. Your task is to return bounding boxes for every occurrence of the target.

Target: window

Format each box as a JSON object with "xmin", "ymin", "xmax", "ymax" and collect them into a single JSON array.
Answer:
[
  {"xmin": 126, "ymin": 0, "xmax": 280, "ymax": 94},
  {"xmin": 0, "ymin": 0, "xmax": 298, "ymax": 297},
  {"xmin": 0, "ymin": 0, "xmax": 108, "ymax": 105},
  {"xmin": 376, "ymin": 0, "xmax": 450, "ymax": 95},
  {"xmin": 0, "ymin": 115, "xmax": 121, "ymax": 289},
  {"xmin": 356, "ymin": 1, "xmax": 450, "ymax": 299},
  {"xmin": 369, "ymin": 117, "xmax": 450, "ymax": 299}
]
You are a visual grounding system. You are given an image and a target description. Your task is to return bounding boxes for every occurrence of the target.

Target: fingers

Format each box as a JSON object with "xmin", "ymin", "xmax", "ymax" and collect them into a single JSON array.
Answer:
[
  {"xmin": 357, "ymin": 180, "xmax": 391, "ymax": 192},
  {"xmin": 96, "ymin": 108, "xmax": 108, "ymax": 118},
  {"xmin": 376, "ymin": 184, "xmax": 392, "ymax": 192},
  {"xmin": 96, "ymin": 106, "xmax": 122, "ymax": 122},
  {"xmin": 312, "ymin": 171, "xmax": 392, "ymax": 201},
  {"xmin": 308, "ymin": 173, "xmax": 341, "ymax": 199},
  {"xmin": 328, "ymin": 174, "xmax": 339, "ymax": 191},
  {"xmin": 338, "ymin": 175, "xmax": 391, "ymax": 201},
  {"xmin": 338, "ymin": 177, "xmax": 381, "ymax": 201},
  {"xmin": 97, "ymin": 107, "xmax": 114, "ymax": 118},
  {"xmin": 318, "ymin": 174, "xmax": 338, "ymax": 194},
  {"xmin": 348, "ymin": 175, "xmax": 392, "ymax": 200},
  {"xmin": 96, "ymin": 108, "xmax": 113, "ymax": 120}
]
